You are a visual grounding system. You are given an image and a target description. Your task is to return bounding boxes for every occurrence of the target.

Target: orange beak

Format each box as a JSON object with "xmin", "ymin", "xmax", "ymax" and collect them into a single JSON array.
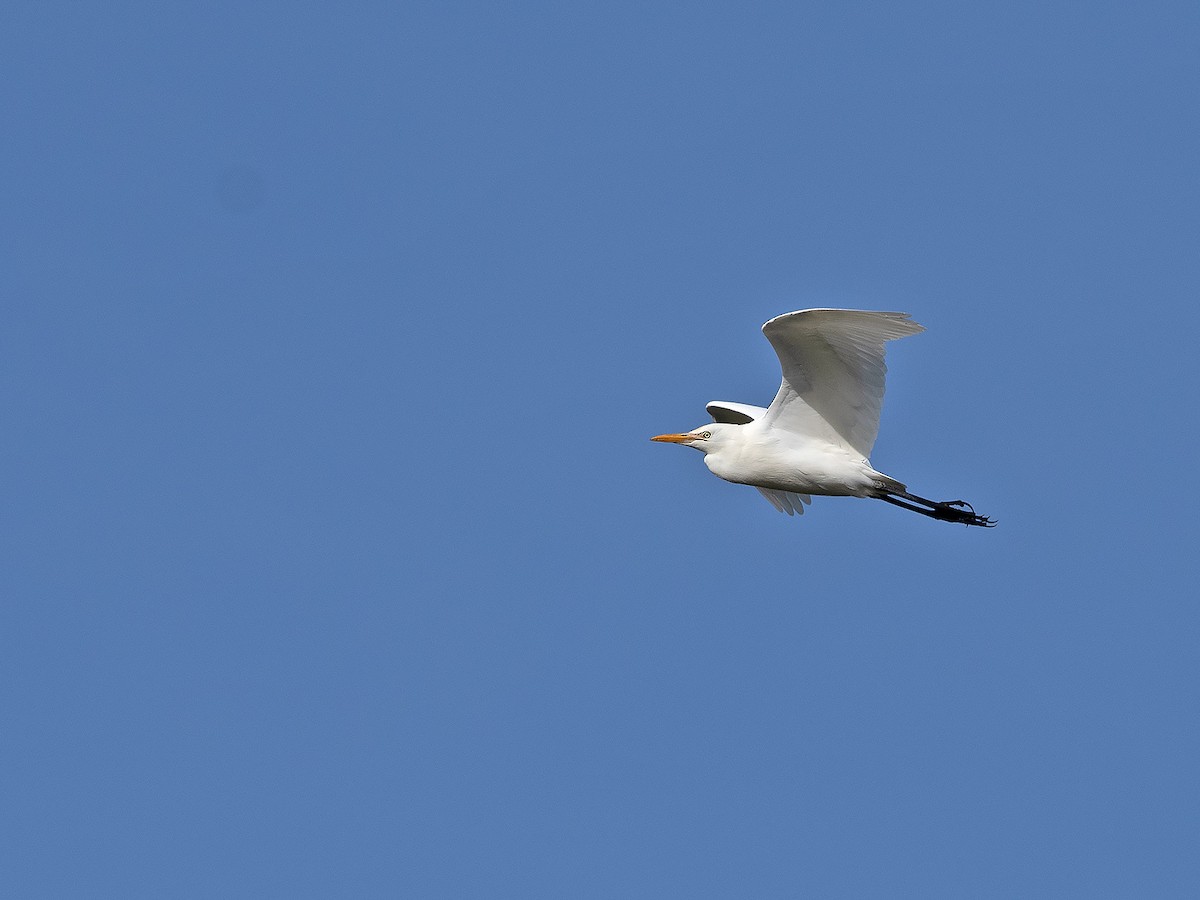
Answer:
[{"xmin": 651, "ymin": 433, "xmax": 695, "ymax": 443}]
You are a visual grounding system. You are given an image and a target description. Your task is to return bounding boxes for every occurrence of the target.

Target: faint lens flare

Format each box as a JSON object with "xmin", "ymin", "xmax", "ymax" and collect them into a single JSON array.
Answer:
[{"xmin": 214, "ymin": 165, "xmax": 266, "ymax": 213}]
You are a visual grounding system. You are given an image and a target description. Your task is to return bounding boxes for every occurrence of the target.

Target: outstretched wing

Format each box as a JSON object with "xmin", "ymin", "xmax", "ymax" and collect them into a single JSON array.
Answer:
[
  {"xmin": 706, "ymin": 401, "xmax": 769, "ymax": 424},
  {"xmin": 755, "ymin": 487, "xmax": 812, "ymax": 516},
  {"xmin": 761, "ymin": 309, "xmax": 924, "ymax": 458}
]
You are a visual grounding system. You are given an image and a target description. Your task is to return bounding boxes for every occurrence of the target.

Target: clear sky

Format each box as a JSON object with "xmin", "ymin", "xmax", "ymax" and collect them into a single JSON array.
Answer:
[{"xmin": 4, "ymin": 2, "xmax": 1199, "ymax": 896}]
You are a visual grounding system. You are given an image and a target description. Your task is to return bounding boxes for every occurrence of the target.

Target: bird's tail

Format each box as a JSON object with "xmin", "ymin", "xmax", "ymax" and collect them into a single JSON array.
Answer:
[{"xmin": 873, "ymin": 474, "xmax": 908, "ymax": 494}]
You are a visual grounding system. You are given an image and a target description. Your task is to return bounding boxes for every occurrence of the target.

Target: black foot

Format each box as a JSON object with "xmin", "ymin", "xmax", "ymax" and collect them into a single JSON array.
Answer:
[{"xmin": 880, "ymin": 491, "xmax": 996, "ymax": 528}]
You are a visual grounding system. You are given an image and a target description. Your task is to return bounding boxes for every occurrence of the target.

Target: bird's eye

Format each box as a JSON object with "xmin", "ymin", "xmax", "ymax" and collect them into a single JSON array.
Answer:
[{"xmin": 701, "ymin": 431, "xmax": 711, "ymax": 439}]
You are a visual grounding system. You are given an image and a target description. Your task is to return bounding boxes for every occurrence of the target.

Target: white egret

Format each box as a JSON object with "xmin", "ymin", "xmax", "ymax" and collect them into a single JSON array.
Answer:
[{"xmin": 652, "ymin": 308, "xmax": 994, "ymax": 527}]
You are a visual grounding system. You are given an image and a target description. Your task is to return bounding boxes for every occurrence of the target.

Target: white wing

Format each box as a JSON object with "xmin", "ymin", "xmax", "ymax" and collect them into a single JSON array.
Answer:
[
  {"xmin": 706, "ymin": 401, "xmax": 769, "ymax": 424},
  {"xmin": 761, "ymin": 309, "xmax": 924, "ymax": 458},
  {"xmin": 755, "ymin": 487, "xmax": 812, "ymax": 515}
]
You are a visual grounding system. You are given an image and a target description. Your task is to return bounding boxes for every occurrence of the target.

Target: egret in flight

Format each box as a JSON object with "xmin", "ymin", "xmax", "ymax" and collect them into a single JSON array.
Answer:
[{"xmin": 652, "ymin": 308, "xmax": 994, "ymax": 527}]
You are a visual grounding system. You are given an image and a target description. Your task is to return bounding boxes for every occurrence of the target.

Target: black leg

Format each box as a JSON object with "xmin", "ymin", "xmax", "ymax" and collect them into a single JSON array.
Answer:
[{"xmin": 879, "ymin": 491, "xmax": 995, "ymax": 527}]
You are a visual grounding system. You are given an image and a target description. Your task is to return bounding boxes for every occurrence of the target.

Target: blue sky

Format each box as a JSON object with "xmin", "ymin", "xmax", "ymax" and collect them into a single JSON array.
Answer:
[{"xmin": 3, "ymin": 2, "xmax": 1199, "ymax": 896}]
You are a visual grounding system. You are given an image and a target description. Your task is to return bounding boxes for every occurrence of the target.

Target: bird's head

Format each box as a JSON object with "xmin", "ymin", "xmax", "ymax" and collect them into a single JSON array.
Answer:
[{"xmin": 650, "ymin": 423, "xmax": 736, "ymax": 453}]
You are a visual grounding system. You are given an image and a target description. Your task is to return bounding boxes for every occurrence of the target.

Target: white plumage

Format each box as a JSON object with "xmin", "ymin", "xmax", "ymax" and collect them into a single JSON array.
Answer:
[{"xmin": 653, "ymin": 309, "xmax": 993, "ymax": 527}]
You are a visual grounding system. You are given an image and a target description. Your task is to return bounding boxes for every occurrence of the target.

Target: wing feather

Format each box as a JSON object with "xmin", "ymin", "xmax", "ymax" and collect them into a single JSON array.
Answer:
[
  {"xmin": 755, "ymin": 487, "xmax": 813, "ymax": 515},
  {"xmin": 761, "ymin": 309, "xmax": 923, "ymax": 458},
  {"xmin": 706, "ymin": 401, "xmax": 769, "ymax": 424}
]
